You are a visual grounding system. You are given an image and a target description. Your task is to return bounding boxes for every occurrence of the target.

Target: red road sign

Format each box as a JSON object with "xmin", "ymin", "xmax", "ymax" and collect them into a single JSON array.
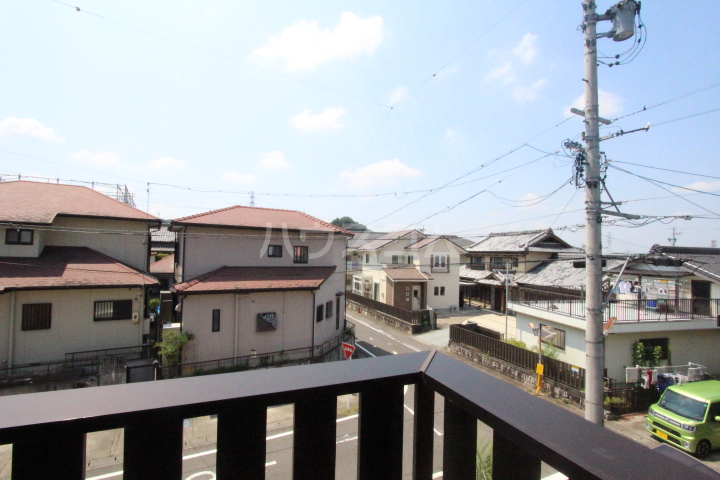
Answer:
[{"xmin": 342, "ymin": 342, "xmax": 356, "ymax": 360}]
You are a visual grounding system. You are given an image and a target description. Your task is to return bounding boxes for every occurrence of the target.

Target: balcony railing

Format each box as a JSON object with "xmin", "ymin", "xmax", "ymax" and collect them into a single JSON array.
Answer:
[
  {"xmin": 513, "ymin": 288, "xmax": 720, "ymax": 323},
  {"xmin": 346, "ymin": 261, "xmax": 362, "ymax": 272},
  {"xmin": 0, "ymin": 351, "xmax": 708, "ymax": 480}
]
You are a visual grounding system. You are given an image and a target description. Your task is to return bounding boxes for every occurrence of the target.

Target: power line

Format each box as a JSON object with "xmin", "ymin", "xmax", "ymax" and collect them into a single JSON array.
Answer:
[
  {"xmin": 611, "ymin": 81, "xmax": 720, "ymax": 122},
  {"xmin": 611, "ymin": 161, "xmax": 720, "ymax": 181}
]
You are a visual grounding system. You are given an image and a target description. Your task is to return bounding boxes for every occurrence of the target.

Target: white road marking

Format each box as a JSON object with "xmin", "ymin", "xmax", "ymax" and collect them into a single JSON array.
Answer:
[
  {"xmin": 337, "ymin": 435, "xmax": 359, "ymax": 444},
  {"xmin": 185, "ymin": 471, "xmax": 215, "ymax": 480},
  {"xmin": 354, "ymin": 342, "xmax": 376, "ymax": 357},
  {"xmin": 432, "ymin": 472, "xmax": 443, "ymax": 479},
  {"xmin": 348, "ymin": 315, "xmax": 421, "ymax": 352},
  {"xmin": 393, "ymin": 351, "xmax": 398, "ymax": 355},
  {"xmin": 404, "ymin": 404, "xmax": 443, "ymax": 436}
]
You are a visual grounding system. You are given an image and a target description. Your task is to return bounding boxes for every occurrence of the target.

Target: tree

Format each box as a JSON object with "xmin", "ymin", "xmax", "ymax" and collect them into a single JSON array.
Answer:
[
  {"xmin": 330, "ymin": 216, "xmax": 368, "ymax": 231},
  {"xmin": 155, "ymin": 330, "xmax": 194, "ymax": 366}
]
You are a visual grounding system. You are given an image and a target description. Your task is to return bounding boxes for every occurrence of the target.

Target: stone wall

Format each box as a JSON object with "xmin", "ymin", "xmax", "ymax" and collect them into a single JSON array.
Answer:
[
  {"xmin": 346, "ymin": 300, "xmax": 420, "ymax": 334},
  {"xmin": 449, "ymin": 340, "xmax": 585, "ymax": 409}
]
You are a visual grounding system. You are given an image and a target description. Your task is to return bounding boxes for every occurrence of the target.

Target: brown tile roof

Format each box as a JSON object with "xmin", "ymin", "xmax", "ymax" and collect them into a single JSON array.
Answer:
[
  {"xmin": 174, "ymin": 266, "xmax": 337, "ymax": 294},
  {"xmin": 383, "ymin": 267, "xmax": 433, "ymax": 281},
  {"xmin": 173, "ymin": 205, "xmax": 353, "ymax": 236},
  {"xmin": 150, "ymin": 254, "xmax": 175, "ymax": 275},
  {"xmin": 0, "ymin": 181, "xmax": 159, "ymax": 225},
  {"xmin": 0, "ymin": 247, "xmax": 158, "ymax": 293}
]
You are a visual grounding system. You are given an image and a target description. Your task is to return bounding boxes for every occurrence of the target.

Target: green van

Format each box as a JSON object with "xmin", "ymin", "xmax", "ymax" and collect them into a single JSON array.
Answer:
[{"xmin": 647, "ymin": 380, "xmax": 720, "ymax": 458}]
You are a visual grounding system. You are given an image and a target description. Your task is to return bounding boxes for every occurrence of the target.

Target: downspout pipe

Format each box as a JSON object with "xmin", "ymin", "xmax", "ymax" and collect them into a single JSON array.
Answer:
[
  {"xmin": 234, "ymin": 294, "xmax": 240, "ymax": 358},
  {"xmin": 311, "ymin": 290, "xmax": 316, "ymax": 359},
  {"xmin": 8, "ymin": 291, "xmax": 15, "ymax": 368}
]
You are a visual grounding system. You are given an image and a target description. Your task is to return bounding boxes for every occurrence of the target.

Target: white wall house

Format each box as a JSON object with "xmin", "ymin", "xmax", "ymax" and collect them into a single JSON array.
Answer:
[
  {"xmin": 170, "ymin": 206, "xmax": 352, "ymax": 363},
  {"xmin": 346, "ymin": 230, "xmax": 466, "ymax": 311},
  {"xmin": 0, "ymin": 181, "xmax": 160, "ymax": 367},
  {"xmin": 509, "ymin": 246, "xmax": 720, "ymax": 380}
]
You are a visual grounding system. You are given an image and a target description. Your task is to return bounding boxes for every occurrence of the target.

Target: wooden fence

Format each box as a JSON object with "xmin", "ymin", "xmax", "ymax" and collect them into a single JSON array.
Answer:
[{"xmin": 346, "ymin": 291, "xmax": 422, "ymax": 324}]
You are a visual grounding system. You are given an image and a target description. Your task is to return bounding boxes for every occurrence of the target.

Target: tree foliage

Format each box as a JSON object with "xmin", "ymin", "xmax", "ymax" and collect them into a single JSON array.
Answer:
[
  {"xmin": 330, "ymin": 216, "xmax": 368, "ymax": 231},
  {"xmin": 155, "ymin": 330, "xmax": 194, "ymax": 366}
]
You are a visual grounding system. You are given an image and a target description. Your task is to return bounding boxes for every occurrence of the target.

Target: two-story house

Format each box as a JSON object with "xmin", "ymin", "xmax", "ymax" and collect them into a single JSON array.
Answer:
[
  {"xmin": 460, "ymin": 229, "xmax": 579, "ymax": 312},
  {"xmin": 509, "ymin": 245, "xmax": 720, "ymax": 381},
  {"xmin": 346, "ymin": 229, "xmax": 467, "ymax": 311},
  {"xmin": 0, "ymin": 181, "xmax": 160, "ymax": 366},
  {"xmin": 170, "ymin": 205, "xmax": 352, "ymax": 363}
]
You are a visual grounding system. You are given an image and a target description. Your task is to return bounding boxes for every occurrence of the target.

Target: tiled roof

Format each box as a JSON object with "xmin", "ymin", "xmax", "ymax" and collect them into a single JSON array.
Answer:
[
  {"xmin": 405, "ymin": 236, "xmax": 468, "ymax": 252},
  {"xmin": 650, "ymin": 244, "xmax": 720, "ymax": 283},
  {"xmin": 151, "ymin": 224, "xmax": 176, "ymax": 243},
  {"xmin": 174, "ymin": 266, "xmax": 336, "ymax": 294},
  {"xmin": 347, "ymin": 231, "xmax": 389, "ymax": 249},
  {"xmin": 383, "ymin": 267, "xmax": 433, "ymax": 281},
  {"xmin": 514, "ymin": 258, "xmax": 624, "ymax": 290},
  {"xmin": 150, "ymin": 254, "xmax": 175, "ymax": 275},
  {"xmin": 467, "ymin": 229, "xmax": 573, "ymax": 254},
  {"xmin": 459, "ymin": 266, "xmax": 503, "ymax": 285},
  {"xmin": 354, "ymin": 230, "xmax": 425, "ymax": 251},
  {"xmin": 0, "ymin": 247, "xmax": 158, "ymax": 293},
  {"xmin": 173, "ymin": 205, "xmax": 353, "ymax": 236},
  {"xmin": 0, "ymin": 181, "xmax": 159, "ymax": 225}
]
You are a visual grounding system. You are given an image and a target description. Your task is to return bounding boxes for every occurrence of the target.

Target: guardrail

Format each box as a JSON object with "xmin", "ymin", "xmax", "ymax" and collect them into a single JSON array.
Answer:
[{"xmin": 0, "ymin": 351, "xmax": 707, "ymax": 479}]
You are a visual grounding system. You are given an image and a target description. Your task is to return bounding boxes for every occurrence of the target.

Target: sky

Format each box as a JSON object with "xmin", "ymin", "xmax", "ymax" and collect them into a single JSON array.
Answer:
[{"xmin": 2, "ymin": 0, "xmax": 719, "ymax": 253}]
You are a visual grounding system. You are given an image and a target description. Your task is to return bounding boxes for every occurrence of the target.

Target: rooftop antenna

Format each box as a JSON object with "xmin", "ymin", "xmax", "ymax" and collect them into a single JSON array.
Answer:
[
  {"xmin": 250, "ymin": 191, "xmax": 255, "ymax": 207},
  {"xmin": 668, "ymin": 227, "xmax": 682, "ymax": 247}
]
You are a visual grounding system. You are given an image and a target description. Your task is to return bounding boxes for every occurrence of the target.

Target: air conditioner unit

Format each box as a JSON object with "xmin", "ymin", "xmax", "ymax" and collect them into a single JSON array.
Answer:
[{"xmin": 132, "ymin": 312, "xmax": 140, "ymax": 323}]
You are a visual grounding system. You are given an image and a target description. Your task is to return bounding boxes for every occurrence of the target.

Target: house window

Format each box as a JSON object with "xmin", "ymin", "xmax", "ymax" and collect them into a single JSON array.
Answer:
[
  {"xmin": 540, "ymin": 324, "xmax": 566, "ymax": 350},
  {"xmin": 257, "ymin": 312, "xmax": 278, "ymax": 332},
  {"xmin": 408, "ymin": 256, "xmax": 414, "ymax": 264},
  {"xmin": 512, "ymin": 258, "xmax": 519, "ymax": 268},
  {"xmin": 434, "ymin": 286, "xmax": 439, "ymax": 296},
  {"xmin": 212, "ymin": 309, "xmax": 221, "ymax": 332},
  {"xmin": 391, "ymin": 255, "xmax": 406, "ymax": 265},
  {"xmin": 268, "ymin": 245, "xmax": 282, "ymax": 258},
  {"xmin": 316, "ymin": 304, "xmax": 324, "ymax": 322},
  {"xmin": 294, "ymin": 246, "xmax": 308, "ymax": 264},
  {"xmin": 335, "ymin": 300, "xmax": 340, "ymax": 330},
  {"xmin": 326, "ymin": 300, "xmax": 333, "ymax": 318},
  {"xmin": 365, "ymin": 254, "xmax": 370, "ymax": 264},
  {"xmin": 639, "ymin": 338, "xmax": 669, "ymax": 360},
  {"xmin": 470, "ymin": 257, "xmax": 486, "ymax": 269},
  {"xmin": 440, "ymin": 287, "xmax": 445, "ymax": 296},
  {"xmin": 353, "ymin": 277, "xmax": 363, "ymax": 295},
  {"xmin": 6, "ymin": 229, "xmax": 33, "ymax": 245},
  {"xmin": 94, "ymin": 300, "xmax": 133, "ymax": 321},
  {"xmin": 490, "ymin": 257, "xmax": 506, "ymax": 269},
  {"xmin": 22, "ymin": 303, "xmax": 51, "ymax": 330}
]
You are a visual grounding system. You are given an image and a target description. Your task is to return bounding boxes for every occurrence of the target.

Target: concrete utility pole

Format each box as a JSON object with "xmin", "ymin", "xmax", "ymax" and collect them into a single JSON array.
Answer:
[
  {"xmin": 580, "ymin": 0, "xmax": 638, "ymax": 426},
  {"xmin": 582, "ymin": 0, "xmax": 605, "ymax": 426}
]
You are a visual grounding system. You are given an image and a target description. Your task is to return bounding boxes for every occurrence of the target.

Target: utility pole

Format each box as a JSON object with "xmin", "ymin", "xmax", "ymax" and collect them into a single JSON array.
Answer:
[
  {"xmin": 582, "ymin": 0, "xmax": 605, "ymax": 426},
  {"xmin": 250, "ymin": 191, "xmax": 255, "ymax": 207},
  {"xmin": 580, "ymin": 0, "xmax": 638, "ymax": 426}
]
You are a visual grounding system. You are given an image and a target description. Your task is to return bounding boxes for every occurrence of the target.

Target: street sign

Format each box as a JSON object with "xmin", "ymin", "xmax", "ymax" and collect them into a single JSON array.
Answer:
[{"xmin": 342, "ymin": 342, "xmax": 356, "ymax": 360}]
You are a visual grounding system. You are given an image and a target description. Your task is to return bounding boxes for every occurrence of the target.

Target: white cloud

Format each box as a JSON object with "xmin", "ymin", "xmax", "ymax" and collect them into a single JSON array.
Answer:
[
  {"xmin": 72, "ymin": 149, "xmax": 126, "ymax": 167},
  {"xmin": 0, "ymin": 117, "xmax": 64, "ymax": 142},
  {"xmin": 445, "ymin": 128, "xmax": 457, "ymax": 143},
  {"xmin": 150, "ymin": 156, "xmax": 186, "ymax": 170},
  {"xmin": 290, "ymin": 107, "xmax": 345, "ymax": 131},
  {"xmin": 568, "ymin": 89, "xmax": 624, "ymax": 117},
  {"xmin": 223, "ymin": 172, "xmax": 256, "ymax": 183},
  {"xmin": 513, "ymin": 79, "xmax": 546, "ymax": 102},
  {"xmin": 674, "ymin": 180, "xmax": 720, "ymax": 193},
  {"xmin": 512, "ymin": 33, "xmax": 539, "ymax": 63},
  {"xmin": 251, "ymin": 12, "xmax": 384, "ymax": 71},
  {"xmin": 258, "ymin": 151, "xmax": 290, "ymax": 169},
  {"xmin": 485, "ymin": 61, "xmax": 517, "ymax": 84},
  {"xmin": 390, "ymin": 86, "xmax": 408, "ymax": 105},
  {"xmin": 339, "ymin": 159, "xmax": 421, "ymax": 189}
]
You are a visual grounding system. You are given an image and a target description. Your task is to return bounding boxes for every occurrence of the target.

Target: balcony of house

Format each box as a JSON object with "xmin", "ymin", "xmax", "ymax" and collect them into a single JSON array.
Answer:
[
  {"xmin": 346, "ymin": 260, "xmax": 362, "ymax": 272},
  {"xmin": 511, "ymin": 287, "xmax": 720, "ymax": 325},
  {"xmin": 0, "ymin": 350, "xmax": 706, "ymax": 480}
]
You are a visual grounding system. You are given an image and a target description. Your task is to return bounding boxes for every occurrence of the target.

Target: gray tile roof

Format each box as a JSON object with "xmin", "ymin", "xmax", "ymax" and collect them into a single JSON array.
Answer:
[
  {"xmin": 650, "ymin": 245, "xmax": 720, "ymax": 283},
  {"xmin": 514, "ymin": 258, "xmax": 625, "ymax": 290},
  {"xmin": 467, "ymin": 228, "xmax": 573, "ymax": 254}
]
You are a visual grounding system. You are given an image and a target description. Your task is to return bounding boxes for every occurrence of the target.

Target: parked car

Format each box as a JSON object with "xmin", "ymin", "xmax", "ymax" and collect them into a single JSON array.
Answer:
[{"xmin": 647, "ymin": 380, "xmax": 720, "ymax": 458}]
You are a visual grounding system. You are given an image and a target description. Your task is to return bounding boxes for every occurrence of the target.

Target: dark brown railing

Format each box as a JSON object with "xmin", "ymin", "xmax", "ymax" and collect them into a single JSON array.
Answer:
[
  {"xmin": 65, "ymin": 344, "xmax": 151, "ymax": 364},
  {"xmin": 450, "ymin": 324, "xmax": 586, "ymax": 390},
  {"xmin": 0, "ymin": 351, "xmax": 708, "ymax": 480},
  {"xmin": 513, "ymin": 288, "xmax": 720, "ymax": 322},
  {"xmin": 347, "ymin": 291, "xmax": 422, "ymax": 324}
]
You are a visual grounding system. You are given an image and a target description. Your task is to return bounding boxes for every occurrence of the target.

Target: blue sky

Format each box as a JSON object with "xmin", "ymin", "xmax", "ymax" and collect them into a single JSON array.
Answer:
[{"xmin": 2, "ymin": 0, "xmax": 719, "ymax": 252}]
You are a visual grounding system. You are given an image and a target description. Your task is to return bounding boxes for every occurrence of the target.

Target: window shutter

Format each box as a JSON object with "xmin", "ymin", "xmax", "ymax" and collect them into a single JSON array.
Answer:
[{"xmin": 430, "ymin": 255, "xmax": 434, "ymax": 268}]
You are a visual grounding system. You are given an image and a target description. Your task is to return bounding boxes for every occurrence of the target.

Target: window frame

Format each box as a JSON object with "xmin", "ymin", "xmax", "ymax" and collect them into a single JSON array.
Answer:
[
  {"xmin": 639, "ymin": 337, "xmax": 669, "ymax": 360},
  {"xmin": 6, "ymin": 228, "xmax": 34, "ymax": 245},
  {"xmin": 440, "ymin": 286, "xmax": 446, "ymax": 296},
  {"xmin": 316, "ymin": 304, "xmax": 324, "ymax": 322},
  {"xmin": 267, "ymin": 245, "xmax": 283, "ymax": 258},
  {"xmin": 540, "ymin": 324, "xmax": 566, "ymax": 350},
  {"xmin": 294, "ymin": 246, "xmax": 309, "ymax": 264},
  {"xmin": 434, "ymin": 286, "xmax": 439, "ymax": 296},
  {"xmin": 212, "ymin": 309, "xmax": 221, "ymax": 332},
  {"xmin": 94, "ymin": 300, "xmax": 133, "ymax": 322},
  {"xmin": 325, "ymin": 300, "xmax": 333, "ymax": 318},
  {"xmin": 21, "ymin": 303, "xmax": 52, "ymax": 331}
]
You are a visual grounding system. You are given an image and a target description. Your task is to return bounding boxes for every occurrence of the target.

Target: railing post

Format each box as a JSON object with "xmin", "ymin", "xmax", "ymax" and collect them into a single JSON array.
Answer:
[
  {"xmin": 413, "ymin": 382, "xmax": 435, "ymax": 480},
  {"xmin": 12, "ymin": 425, "xmax": 86, "ymax": 479},
  {"xmin": 294, "ymin": 392, "xmax": 337, "ymax": 480},
  {"xmin": 443, "ymin": 398, "xmax": 476, "ymax": 480},
  {"xmin": 216, "ymin": 400, "xmax": 267, "ymax": 480},
  {"xmin": 124, "ymin": 412, "xmax": 183, "ymax": 480},
  {"xmin": 492, "ymin": 431, "xmax": 542, "ymax": 480},
  {"xmin": 358, "ymin": 382, "xmax": 404, "ymax": 480}
]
